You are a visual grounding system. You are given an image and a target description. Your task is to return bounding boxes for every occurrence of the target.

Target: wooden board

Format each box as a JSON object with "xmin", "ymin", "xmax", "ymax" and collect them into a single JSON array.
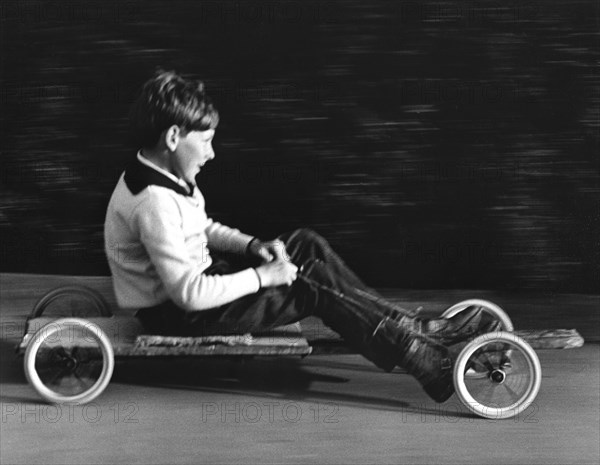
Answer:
[
  {"xmin": 513, "ymin": 329, "xmax": 584, "ymax": 349},
  {"xmin": 17, "ymin": 317, "xmax": 312, "ymax": 357},
  {"xmin": 132, "ymin": 322, "xmax": 312, "ymax": 356}
]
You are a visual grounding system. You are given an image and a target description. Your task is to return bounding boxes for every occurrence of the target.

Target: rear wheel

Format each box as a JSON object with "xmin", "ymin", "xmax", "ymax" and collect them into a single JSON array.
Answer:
[
  {"xmin": 31, "ymin": 286, "xmax": 112, "ymax": 318},
  {"xmin": 24, "ymin": 318, "xmax": 114, "ymax": 404}
]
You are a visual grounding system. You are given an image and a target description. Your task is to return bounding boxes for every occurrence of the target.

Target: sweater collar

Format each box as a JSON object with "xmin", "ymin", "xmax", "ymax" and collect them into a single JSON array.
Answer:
[{"xmin": 124, "ymin": 152, "xmax": 195, "ymax": 196}]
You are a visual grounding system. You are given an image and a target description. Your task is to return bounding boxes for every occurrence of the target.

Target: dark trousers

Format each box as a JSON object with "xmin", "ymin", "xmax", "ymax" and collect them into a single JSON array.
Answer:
[{"xmin": 136, "ymin": 228, "xmax": 411, "ymax": 369}]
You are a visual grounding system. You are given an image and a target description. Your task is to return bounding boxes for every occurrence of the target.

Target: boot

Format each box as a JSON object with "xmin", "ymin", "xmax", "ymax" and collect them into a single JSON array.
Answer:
[
  {"xmin": 400, "ymin": 306, "xmax": 503, "ymax": 346},
  {"xmin": 370, "ymin": 307, "xmax": 502, "ymax": 403},
  {"xmin": 370, "ymin": 316, "xmax": 455, "ymax": 403}
]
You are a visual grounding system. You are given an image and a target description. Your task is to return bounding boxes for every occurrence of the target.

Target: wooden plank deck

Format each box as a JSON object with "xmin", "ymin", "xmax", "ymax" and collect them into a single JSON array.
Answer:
[{"xmin": 17, "ymin": 317, "xmax": 312, "ymax": 357}]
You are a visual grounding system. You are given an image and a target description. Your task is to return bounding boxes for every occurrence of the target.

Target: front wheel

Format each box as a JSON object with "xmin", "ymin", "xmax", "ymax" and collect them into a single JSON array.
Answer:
[
  {"xmin": 24, "ymin": 318, "xmax": 114, "ymax": 404},
  {"xmin": 453, "ymin": 331, "xmax": 542, "ymax": 420}
]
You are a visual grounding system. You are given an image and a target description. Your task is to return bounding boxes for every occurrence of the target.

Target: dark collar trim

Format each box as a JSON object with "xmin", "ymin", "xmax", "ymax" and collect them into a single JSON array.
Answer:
[{"xmin": 124, "ymin": 156, "xmax": 194, "ymax": 196}]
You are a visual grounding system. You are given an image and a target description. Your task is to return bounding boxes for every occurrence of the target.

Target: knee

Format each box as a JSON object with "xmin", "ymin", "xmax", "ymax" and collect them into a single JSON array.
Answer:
[
  {"xmin": 293, "ymin": 228, "xmax": 327, "ymax": 245},
  {"xmin": 299, "ymin": 258, "xmax": 329, "ymax": 282},
  {"xmin": 281, "ymin": 228, "xmax": 332, "ymax": 262}
]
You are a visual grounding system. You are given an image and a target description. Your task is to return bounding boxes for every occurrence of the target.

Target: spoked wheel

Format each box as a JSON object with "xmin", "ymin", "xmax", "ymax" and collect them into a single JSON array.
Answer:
[
  {"xmin": 441, "ymin": 299, "xmax": 513, "ymax": 331},
  {"xmin": 453, "ymin": 331, "xmax": 542, "ymax": 420},
  {"xmin": 31, "ymin": 286, "xmax": 112, "ymax": 318},
  {"xmin": 24, "ymin": 318, "xmax": 114, "ymax": 404}
]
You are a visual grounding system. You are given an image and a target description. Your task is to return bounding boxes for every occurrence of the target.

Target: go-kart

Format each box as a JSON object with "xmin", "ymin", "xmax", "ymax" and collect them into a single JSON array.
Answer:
[{"xmin": 17, "ymin": 285, "xmax": 548, "ymax": 420}]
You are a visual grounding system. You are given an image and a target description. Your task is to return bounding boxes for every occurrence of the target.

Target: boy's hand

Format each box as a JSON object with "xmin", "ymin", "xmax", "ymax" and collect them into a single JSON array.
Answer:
[
  {"xmin": 255, "ymin": 259, "xmax": 298, "ymax": 288},
  {"xmin": 248, "ymin": 239, "xmax": 290, "ymax": 263}
]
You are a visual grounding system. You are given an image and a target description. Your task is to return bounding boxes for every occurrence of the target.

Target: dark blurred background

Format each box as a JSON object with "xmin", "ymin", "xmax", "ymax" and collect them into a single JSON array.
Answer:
[{"xmin": 0, "ymin": 0, "xmax": 598, "ymax": 293}]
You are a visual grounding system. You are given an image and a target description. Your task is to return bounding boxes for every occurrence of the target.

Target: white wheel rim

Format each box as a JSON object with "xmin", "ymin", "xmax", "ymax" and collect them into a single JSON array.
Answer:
[
  {"xmin": 24, "ymin": 318, "xmax": 114, "ymax": 404},
  {"xmin": 453, "ymin": 331, "xmax": 542, "ymax": 419}
]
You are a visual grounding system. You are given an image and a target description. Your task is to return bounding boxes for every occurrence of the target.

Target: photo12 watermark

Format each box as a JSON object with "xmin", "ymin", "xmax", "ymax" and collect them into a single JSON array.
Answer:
[
  {"xmin": 195, "ymin": 1, "xmax": 337, "ymax": 25},
  {"xmin": 1, "ymin": 401, "xmax": 140, "ymax": 424},
  {"xmin": 400, "ymin": 401, "xmax": 540, "ymax": 423},
  {"xmin": 0, "ymin": 1, "xmax": 142, "ymax": 25},
  {"xmin": 391, "ymin": 1, "xmax": 540, "ymax": 27},
  {"xmin": 199, "ymin": 401, "xmax": 340, "ymax": 424}
]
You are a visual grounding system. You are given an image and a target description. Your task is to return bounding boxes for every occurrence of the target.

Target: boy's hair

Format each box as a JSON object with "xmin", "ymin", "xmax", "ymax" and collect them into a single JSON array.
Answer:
[{"xmin": 130, "ymin": 70, "xmax": 219, "ymax": 148}]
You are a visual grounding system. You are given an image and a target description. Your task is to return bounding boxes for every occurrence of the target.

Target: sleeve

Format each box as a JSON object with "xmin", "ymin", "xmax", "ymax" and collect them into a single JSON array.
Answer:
[
  {"xmin": 205, "ymin": 218, "xmax": 255, "ymax": 255},
  {"xmin": 133, "ymin": 192, "xmax": 260, "ymax": 311}
]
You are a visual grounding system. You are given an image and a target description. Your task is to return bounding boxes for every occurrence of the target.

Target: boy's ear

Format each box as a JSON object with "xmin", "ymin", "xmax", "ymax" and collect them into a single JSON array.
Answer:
[{"xmin": 164, "ymin": 125, "xmax": 181, "ymax": 152}]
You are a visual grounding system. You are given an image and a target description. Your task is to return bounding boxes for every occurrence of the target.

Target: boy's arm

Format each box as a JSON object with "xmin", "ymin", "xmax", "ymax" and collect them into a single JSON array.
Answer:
[
  {"xmin": 134, "ymin": 192, "xmax": 260, "ymax": 311},
  {"xmin": 206, "ymin": 220, "xmax": 291, "ymax": 263},
  {"xmin": 204, "ymin": 219, "xmax": 255, "ymax": 255}
]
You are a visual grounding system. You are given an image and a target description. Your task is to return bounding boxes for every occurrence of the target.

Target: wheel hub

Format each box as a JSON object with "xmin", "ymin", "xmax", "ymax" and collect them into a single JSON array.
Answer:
[
  {"xmin": 62, "ymin": 354, "xmax": 78, "ymax": 371},
  {"xmin": 489, "ymin": 369, "xmax": 506, "ymax": 384}
]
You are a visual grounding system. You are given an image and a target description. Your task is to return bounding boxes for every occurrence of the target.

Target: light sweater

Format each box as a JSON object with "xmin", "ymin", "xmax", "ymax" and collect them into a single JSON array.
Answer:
[{"xmin": 104, "ymin": 154, "xmax": 260, "ymax": 313}]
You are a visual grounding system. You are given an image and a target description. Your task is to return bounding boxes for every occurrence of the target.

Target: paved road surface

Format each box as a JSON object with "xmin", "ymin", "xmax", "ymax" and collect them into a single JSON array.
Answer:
[{"xmin": 1, "ymin": 274, "xmax": 598, "ymax": 464}]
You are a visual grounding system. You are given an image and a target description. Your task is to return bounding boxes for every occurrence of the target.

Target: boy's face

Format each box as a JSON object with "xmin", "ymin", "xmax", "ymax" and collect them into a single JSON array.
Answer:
[{"xmin": 170, "ymin": 128, "xmax": 215, "ymax": 184}]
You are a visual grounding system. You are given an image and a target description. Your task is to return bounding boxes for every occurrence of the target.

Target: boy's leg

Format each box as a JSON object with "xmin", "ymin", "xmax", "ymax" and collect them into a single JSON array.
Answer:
[
  {"xmin": 145, "ymin": 228, "xmax": 393, "ymax": 338},
  {"xmin": 181, "ymin": 229, "xmax": 405, "ymax": 365},
  {"xmin": 279, "ymin": 229, "xmax": 391, "ymax": 302},
  {"xmin": 171, "ymin": 227, "xmax": 492, "ymax": 349}
]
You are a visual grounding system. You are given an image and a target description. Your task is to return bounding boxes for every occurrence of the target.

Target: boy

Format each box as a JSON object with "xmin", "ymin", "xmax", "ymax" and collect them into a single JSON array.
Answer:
[{"xmin": 104, "ymin": 71, "xmax": 500, "ymax": 403}]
